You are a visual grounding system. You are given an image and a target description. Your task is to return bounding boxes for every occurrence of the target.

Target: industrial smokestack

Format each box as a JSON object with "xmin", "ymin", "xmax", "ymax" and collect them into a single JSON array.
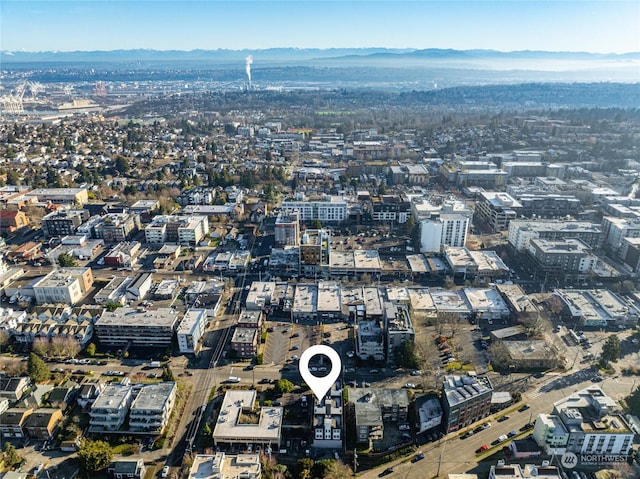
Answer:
[{"xmin": 245, "ymin": 55, "xmax": 253, "ymax": 90}]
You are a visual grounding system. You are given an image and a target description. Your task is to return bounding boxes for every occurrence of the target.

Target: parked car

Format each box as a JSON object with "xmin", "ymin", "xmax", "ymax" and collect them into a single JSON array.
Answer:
[
  {"xmin": 461, "ymin": 431, "xmax": 474, "ymax": 439},
  {"xmin": 507, "ymin": 430, "xmax": 518, "ymax": 438},
  {"xmin": 517, "ymin": 404, "xmax": 530, "ymax": 412},
  {"xmin": 411, "ymin": 452, "xmax": 425, "ymax": 463},
  {"xmin": 475, "ymin": 445, "xmax": 489, "ymax": 454},
  {"xmin": 481, "ymin": 422, "xmax": 492, "ymax": 430},
  {"xmin": 161, "ymin": 465, "xmax": 170, "ymax": 478},
  {"xmin": 379, "ymin": 468, "xmax": 394, "ymax": 477},
  {"xmin": 497, "ymin": 415, "xmax": 509, "ymax": 422}
]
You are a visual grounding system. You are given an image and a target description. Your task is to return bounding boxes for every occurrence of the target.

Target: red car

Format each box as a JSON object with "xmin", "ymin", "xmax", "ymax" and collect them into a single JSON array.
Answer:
[{"xmin": 475, "ymin": 445, "xmax": 489, "ymax": 454}]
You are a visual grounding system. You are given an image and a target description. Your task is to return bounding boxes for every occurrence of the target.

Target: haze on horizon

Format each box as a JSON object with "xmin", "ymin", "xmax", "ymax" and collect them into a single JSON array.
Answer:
[{"xmin": 1, "ymin": 0, "xmax": 639, "ymax": 55}]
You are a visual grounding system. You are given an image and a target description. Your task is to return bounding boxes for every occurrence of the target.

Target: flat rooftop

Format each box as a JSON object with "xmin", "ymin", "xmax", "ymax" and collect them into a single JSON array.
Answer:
[
  {"xmin": 212, "ymin": 390, "xmax": 282, "ymax": 444},
  {"xmin": 96, "ymin": 307, "xmax": 179, "ymax": 328},
  {"xmin": 130, "ymin": 382, "xmax": 176, "ymax": 412}
]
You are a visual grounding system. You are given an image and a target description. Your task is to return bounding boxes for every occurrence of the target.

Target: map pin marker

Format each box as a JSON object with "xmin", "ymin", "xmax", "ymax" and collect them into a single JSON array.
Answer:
[{"xmin": 299, "ymin": 345, "xmax": 342, "ymax": 402}]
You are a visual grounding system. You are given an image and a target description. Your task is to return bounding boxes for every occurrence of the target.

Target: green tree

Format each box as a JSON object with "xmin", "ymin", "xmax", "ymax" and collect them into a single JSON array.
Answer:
[
  {"xmin": 77, "ymin": 440, "xmax": 113, "ymax": 475},
  {"xmin": 57, "ymin": 252, "xmax": 77, "ymax": 267},
  {"xmin": 162, "ymin": 365, "xmax": 175, "ymax": 382},
  {"xmin": 601, "ymin": 334, "xmax": 621, "ymax": 363},
  {"xmin": 393, "ymin": 341, "xmax": 421, "ymax": 369},
  {"xmin": 114, "ymin": 156, "xmax": 131, "ymax": 175},
  {"xmin": 273, "ymin": 379, "xmax": 294, "ymax": 395},
  {"xmin": 104, "ymin": 302, "xmax": 121, "ymax": 312},
  {"xmin": 296, "ymin": 458, "xmax": 314, "ymax": 479},
  {"xmin": 85, "ymin": 343, "xmax": 96, "ymax": 357},
  {"xmin": 311, "ymin": 219, "xmax": 322, "ymax": 230},
  {"xmin": 3, "ymin": 442, "xmax": 22, "ymax": 469},
  {"xmin": 201, "ymin": 423, "xmax": 213, "ymax": 448},
  {"xmin": 27, "ymin": 352, "xmax": 50, "ymax": 383},
  {"xmin": 627, "ymin": 386, "xmax": 640, "ymax": 417}
]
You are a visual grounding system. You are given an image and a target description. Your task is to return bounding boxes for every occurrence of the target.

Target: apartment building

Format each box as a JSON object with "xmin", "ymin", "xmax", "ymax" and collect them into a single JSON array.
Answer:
[
  {"xmin": 350, "ymin": 388, "xmax": 410, "ymax": 446},
  {"xmin": 355, "ymin": 319, "xmax": 385, "ymax": 362},
  {"xmin": 230, "ymin": 328, "xmax": 259, "ymax": 358},
  {"xmin": 94, "ymin": 307, "xmax": 180, "ymax": 347},
  {"xmin": 177, "ymin": 308, "xmax": 207, "ymax": 355},
  {"xmin": 300, "ymin": 229, "xmax": 331, "ymax": 275},
  {"xmin": 145, "ymin": 215, "xmax": 209, "ymax": 244},
  {"xmin": 32, "ymin": 267, "xmax": 94, "ymax": 305},
  {"xmin": 128, "ymin": 382, "xmax": 177, "ymax": 434},
  {"xmin": 371, "ymin": 195, "xmax": 411, "ymax": 224},
  {"xmin": 41, "ymin": 210, "xmax": 89, "ymax": 239},
  {"xmin": 24, "ymin": 408, "xmax": 63, "ymax": 440},
  {"xmin": 527, "ymin": 238, "xmax": 597, "ymax": 281},
  {"xmin": 274, "ymin": 211, "xmax": 300, "ymax": 247},
  {"xmin": 189, "ymin": 454, "xmax": 261, "ymax": 479},
  {"xmin": 413, "ymin": 199, "xmax": 473, "ymax": 253},
  {"xmin": 508, "ymin": 220, "xmax": 602, "ymax": 252},
  {"xmin": 384, "ymin": 302, "xmax": 414, "ymax": 362},
  {"xmin": 533, "ymin": 387, "xmax": 634, "ymax": 459},
  {"xmin": 281, "ymin": 196, "xmax": 347, "ymax": 222},
  {"xmin": 89, "ymin": 384, "xmax": 133, "ymax": 432},
  {"xmin": 94, "ymin": 213, "xmax": 141, "ymax": 243},
  {"xmin": 312, "ymin": 385, "xmax": 343, "ymax": 449},
  {"xmin": 212, "ymin": 390, "xmax": 283, "ymax": 449},
  {"xmin": 26, "ymin": 187, "xmax": 89, "ymax": 206},
  {"xmin": 442, "ymin": 374, "xmax": 493, "ymax": 433},
  {"xmin": 474, "ymin": 192, "xmax": 522, "ymax": 232}
]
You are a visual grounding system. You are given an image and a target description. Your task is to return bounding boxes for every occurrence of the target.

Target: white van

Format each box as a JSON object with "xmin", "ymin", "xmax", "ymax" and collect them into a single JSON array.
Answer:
[{"xmin": 227, "ymin": 376, "xmax": 241, "ymax": 383}]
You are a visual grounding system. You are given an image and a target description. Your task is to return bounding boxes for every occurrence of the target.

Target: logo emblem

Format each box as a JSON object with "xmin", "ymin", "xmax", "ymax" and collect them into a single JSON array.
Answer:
[{"xmin": 560, "ymin": 452, "xmax": 578, "ymax": 469}]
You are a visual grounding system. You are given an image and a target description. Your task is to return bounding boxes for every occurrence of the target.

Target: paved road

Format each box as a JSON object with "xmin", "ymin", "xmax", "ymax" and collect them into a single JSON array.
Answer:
[{"xmin": 356, "ymin": 370, "xmax": 636, "ymax": 479}]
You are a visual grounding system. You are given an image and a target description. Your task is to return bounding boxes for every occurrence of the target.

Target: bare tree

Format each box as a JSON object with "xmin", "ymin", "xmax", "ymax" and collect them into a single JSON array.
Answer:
[
  {"xmin": 0, "ymin": 329, "xmax": 9, "ymax": 353},
  {"xmin": 3, "ymin": 359, "xmax": 27, "ymax": 376},
  {"xmin": 50, "ymin": 336, "xmax": 81, "ymax": 359},
  {"xmin": 32, "ymin": 336, "xmax": 50, "ymax": 357}
]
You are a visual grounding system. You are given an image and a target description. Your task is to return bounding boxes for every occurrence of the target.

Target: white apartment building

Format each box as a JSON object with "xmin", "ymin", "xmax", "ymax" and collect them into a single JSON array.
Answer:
[
  {"xmin": 281, "ymin": 196, "xmax": 347, "ymax": 222},
  {"xmin": 89, "ymin": 384, "xmax": 133, "ymax": 432},
  {"xmin": 129, "ymin": 382, "xmax": 177, "ymax": 434},
  {"xmin": 312, "ymin": 385, "xmax": 343, "ymax": 449},
  {"xmin": 413, "ymin": 199, "xmax": 472, "ymax": 253},
  {"xmin": 144, "ymin": 215, "xmax": 209, "ymax": 244},
  {"xmin": 602, "ymin": 216, "xmax": 640, "ymax": 255},
  {"xmin": 32, "ymin": 267, "xmax": 94, "ymax": 305},
  {"xmin": 356, "ymin": 319, "xmax": 385, "ymax": 361},
  {"xmin": 507, "ymin": 220, "xmax": 602, "ymax": 252},
  {"xmin": 533, "ymin": 386, "xmax": 635, "ymax": 459},
  {"xmin": 177, "ymin": 309, "xmax": 207, "ymax": 355}
]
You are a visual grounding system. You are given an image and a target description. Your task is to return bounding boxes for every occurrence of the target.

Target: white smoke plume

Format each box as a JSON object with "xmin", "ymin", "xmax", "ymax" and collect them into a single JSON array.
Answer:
[{"xmin": 245, "ymin": 55, "xmax": 253, "ymax": 86}]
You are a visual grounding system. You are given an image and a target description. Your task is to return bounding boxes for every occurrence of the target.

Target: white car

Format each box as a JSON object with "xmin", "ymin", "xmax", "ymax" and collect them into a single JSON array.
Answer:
[{"xmin": 161, "ymin": 465, "xmax": 170, "ymax": 478}]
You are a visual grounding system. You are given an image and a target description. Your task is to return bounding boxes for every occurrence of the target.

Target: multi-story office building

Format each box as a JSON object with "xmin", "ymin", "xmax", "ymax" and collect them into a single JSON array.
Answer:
[
  {"xmin": 94, "ymin": 307, "xmax": 180, "ymax": 347},
  {"xmin": 515, "ymin": 193, "xmax": 580, "ymax": 219},
  {"xmin": 441, "ymin": 374, "xmax": 493, "ymax": 433},
  {"xmin": 474, "ymin": 192, "xmax": 522, "ymax": 232},
  {"xmin": 89, "ymin": 384, "xmax": 133, "ymax": 432},
  {"xmin": 41, "ymin": 210, "xmax": 89, "ymax": 239},
  {"xmin": 281, "ymin": 196, "xmax": 347, "ymax": 222},
  {"xmin": 508, "ymin": 220, "xmax": 602, "ymax": 252},
  {"xmin": 274, "ymin": 211, "xmax": 300, "ymax": 247},
  {"xmin": 177, "ymin": 309, "xmax": 207, "ymax": 355},
  {"xmin": 128, "ymin": 382, "xmax": 177, "ymax": 434},
  {"xmin": 32, "ymin": 267, "xmax": 94, "ymax": 305}
]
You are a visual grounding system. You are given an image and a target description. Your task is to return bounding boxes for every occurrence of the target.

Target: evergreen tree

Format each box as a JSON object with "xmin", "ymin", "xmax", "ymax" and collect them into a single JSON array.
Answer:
[{"xmin": 27, "ymin": 352, "xmax": 50, "ymax": 383}]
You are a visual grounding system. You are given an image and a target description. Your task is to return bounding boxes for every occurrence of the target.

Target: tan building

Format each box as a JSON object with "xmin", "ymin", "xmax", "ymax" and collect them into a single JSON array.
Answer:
[{"xmin": 24, "ymin": 407, "xmax": 63, "ymax": 440}]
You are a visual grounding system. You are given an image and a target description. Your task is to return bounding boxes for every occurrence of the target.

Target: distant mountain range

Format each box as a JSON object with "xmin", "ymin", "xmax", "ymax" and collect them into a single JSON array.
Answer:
[
  {"xmin": 3, "ymin": 48, "xmax": 638, "ymax": 90},
  {"xmin": 2, "ymin": 47, "xmax": 639, "ymax": 66}
]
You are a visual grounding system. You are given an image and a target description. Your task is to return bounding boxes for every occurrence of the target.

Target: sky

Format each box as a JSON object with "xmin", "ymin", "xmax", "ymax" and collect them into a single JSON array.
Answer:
[{"xmin": 1, "ymin": 0, "xmax": 639, "ymax": 54}]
